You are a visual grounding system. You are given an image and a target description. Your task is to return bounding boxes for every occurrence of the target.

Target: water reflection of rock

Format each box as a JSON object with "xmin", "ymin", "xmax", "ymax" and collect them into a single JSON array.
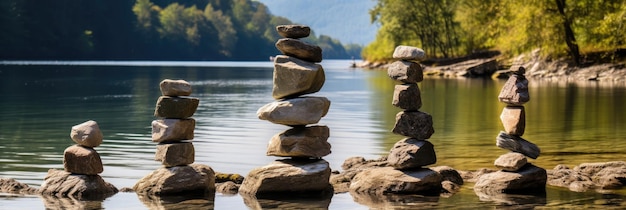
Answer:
[
  {"xmin": 474, "ymin": 188, "xmax": 546, "ymax": 208},
  {"xmin": 137, "ymin": 192, "xmax": 215, "ymax": 210},
  {"xmin": 41, "ymin": 194, "xmax": 103, "ymax": 210},
  {"xmin": 350, "ymin": 192, "xmax": 440, "ymax": 209},
  {"xmin": 241, "ymin": 192, "xmax": 331, "ymax": 210}
]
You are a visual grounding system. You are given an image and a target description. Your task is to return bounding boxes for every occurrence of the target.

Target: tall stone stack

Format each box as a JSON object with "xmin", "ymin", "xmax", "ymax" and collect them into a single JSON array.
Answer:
[
  {"xmin": 134, "ymin": 79, "xmax": 216, "ymax": 196},
  {"xmin": 39, "ymin": 120, "xmax": 118, "ymax": 199},
  {"xmin": 239, "ymin": 25, "xmax": 332, "ymax": 196},
  {"xmin": 349, "ymin": 45, "xmax": 443, "ymax": 195},
  {"xmin": 474, "ymin": 67, "xmax": 547, "ymax": 193}
]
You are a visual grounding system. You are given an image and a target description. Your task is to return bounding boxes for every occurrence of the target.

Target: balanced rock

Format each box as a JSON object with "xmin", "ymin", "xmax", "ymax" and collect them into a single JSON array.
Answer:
[
  {"xmin": 392, "ymin": 84, "xmax": 422, "ymax": 111},
  {"xmin": 498, "ymin": 75, "xmax": 529, "ymax": 105},
  {"xmin": 500, "ymin": 106, "xmax": 525, "ymax": 136},
  {"xmin": 276, "ymin": 25, "xmax": 310, "ymax": 39},
  {"xmin": 154, "ymin": 96, "xmax": 199, "ymax": 119},
  {"xmin": 275, "ymin": 38, "xmax": 323, "ymax": 63},
  {"xmin": 155, "ymin": 142, "xmax": 195, "ymax": 167},
  {"xmin": 266, "ymin": 126, "xmax": 331, "ymax": 158},
  {"xmin": 349, "ymin": 167, "xmax": 442, "ymax": 195},
  {"xmin": 160, "ymin": 79, "xmax": 192, "ymax": 96},
  {"xmin": 392, "ymin": 45, "xmax": 426, "ymax": 61},
  {"xmin": 473, "ymin": 164, "xmax": 547, "ymax": 193},
  {"xmin": 70, "ymin": 120, "xmax": 103, "ymax": 148},
  {"xmin": 272, "ymin": 55, "xmax": 325, "ymax": 99},
  {"xmin": 63, "ymin": 145, "xmax": 103, "ymax": 175},
  {"xmin": 387, "ymin": 138, "xmax": 436, "ymax": 169},
  {"xmin": 39, "ymin": 169, "xmax": 118, "ymax": 199},
  {"xmin": 257, "ymin": 97, "xmax": 331, "ymax": 126},
  {"xmin": 387, "ymin": 60, "xmax": 424, "ymax": 83},
  {"xmin": 496, "ymin": 131, "xmax": 540, "ymax": 159},
  {"xmin": 133, "ymin": 164, "xmax": 216, "ymax": 195},
  {"xmin": 239, "ymin": 159, "xmax": 331, "ymax": 195},
  {"xmin": 152, "ymin": 118, "xmax": 195, "ymax": 143},
  {"xmin": 494, "ymin": 152, "xmax": 528, "ymax": 172},
  {"xmin": 392, "ymin": 111, "xmax": 434, "ymax": 140}
]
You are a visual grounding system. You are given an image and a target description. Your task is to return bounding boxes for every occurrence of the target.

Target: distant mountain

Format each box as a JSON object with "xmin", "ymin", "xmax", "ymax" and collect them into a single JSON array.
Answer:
[{"xmin": 256, "ymin": 0, "xmax": 379, "ymax": 46}]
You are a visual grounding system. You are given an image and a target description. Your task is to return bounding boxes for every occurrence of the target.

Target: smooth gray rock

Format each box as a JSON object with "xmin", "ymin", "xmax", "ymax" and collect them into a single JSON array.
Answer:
[
  {"xmin": 500, "ymin": 106, "xmax": 526, "ymax": 136},
  {"xmin": 473, "ymin": 164, "xmax": 547, "ymax": 193},
  {"xmin": 63, "ymin": 145, "xmax": 103, "ymax": 175},
  {"xmin": 151, "ymin": 118, "xmax": 195, "ymax": 143},
  {"xmin": 494, "ymin": 152, "xmax": 528, "ymax": 172},
  {"xmin": 496, "ymin": 131, "xmax": 540, "ymax": 159},
  {"xmin": 387, "ymin": 60, "xmax": 424, "ymax": 83},
  {"xmin": 276, "ymin": 25, "xmax": 311, "ymax": 39},
  {"xmin": 159, "ymin": 79, "xmax": 192, "ymax": 96},
  {"xmin": 392, "ymin": 111, "xmax": 434, "ymax": 140},
  {"xmin": 272, "ymin": 55, "xmax": 325, "ymax": 99},
  {"xmin": 387, "ymin": 138, "xmax": 436, "ymax": 169},
  {"xmin": 275, "ymin": 38, "xmax": 322, "ymax": 63},
  {"xmin": 392, "ymin": 45, "xmax": 426, "ymax": 61},
  {"xmin": 392, "ymin": 84, "xmax": 422, "ymax": 111},
  {"xmin": 266, "ymin": 126, "xmax": 331, "ymax": 158},
  {"xmin": 155, "ymin": 142, "xmax": 195, "ymax": 167},
  {"xmin": 257, "ymin": 97, "xmax": 330, "ymax": 126},
  {"xmin": 498, "ymin": 74, "xmax": 530, "ymax": 105},
  {"xmin": 239, "ymin": 159, "xmax": 331, "ymax": 196},
  {"xmin": 133, "ymin": 164, "xmax": 216, "ymax": 195},
  {"xmin": 70, "ymin": 120, "xmax": 103, "ymax": 148},
  {"xmin": 154, "ymin": 96, "xmax": 199, "ymax": 119},
  {"xmin": 349, "ymin": 167, "xmax": 442, "ymax": 195},
  {"xmin": 39, "ymin": 169, "xmax": 118, "ymax": 200}
]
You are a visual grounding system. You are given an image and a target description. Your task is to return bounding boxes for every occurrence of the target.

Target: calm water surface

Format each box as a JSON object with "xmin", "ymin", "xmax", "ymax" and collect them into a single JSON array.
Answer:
[{"xmin": 1, "ymin": 60, "xmax": 625, "ymax": 209}]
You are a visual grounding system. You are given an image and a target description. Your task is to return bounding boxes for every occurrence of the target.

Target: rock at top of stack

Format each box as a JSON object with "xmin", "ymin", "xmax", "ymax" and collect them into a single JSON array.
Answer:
[
  {"xmin": 65, "ymin": 120, "xmax": 104, "ymax": 175},
  {"xmin": 70, "ymin": 120, "xmax": 103, "ymax": 148},
  {"xmin": 393, "ymin": 45, "xmax": 426, "ymax": 61},
  {"xmin": 275, "ymin": 24, "xmax": 322, "ymax": 63},
  {"xmin": 160, "ymin": 79, "xmax": 192, "ymax": 96},
  {"xmin": 272, "ymin": 55, "xmax": 325, "ymax": 99},
  {"xmin": 498, "ymin": 67, "xmax": 529, "ymax": 105},
  {"xmin": 276, "ymin": 25, "xmax": 310, "ymax": 39},
  {"xmin": 154, "ymin": 79, "xmax": 198, "ymax": 119}
]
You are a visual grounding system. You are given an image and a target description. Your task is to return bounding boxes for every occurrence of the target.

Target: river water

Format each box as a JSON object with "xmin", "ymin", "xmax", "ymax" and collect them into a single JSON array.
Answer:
[{"xmin": 0, "ymin": 60, "xmax": 625, "ymax": 209}]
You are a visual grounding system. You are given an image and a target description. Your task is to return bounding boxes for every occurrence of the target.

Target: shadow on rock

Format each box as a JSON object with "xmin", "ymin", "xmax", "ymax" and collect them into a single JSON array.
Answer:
[
  {"xmin": 40, "ymin": 194, "xmax": 104, "ymax": 210},
  {"xmin": 240, "ymin": 189, "xmax": 332, "ymax": 210},
  {"xmin": 473, "ymin": 188, "xmax": 547, "ymax": 208},
  {"xmin": 350, "ymin": 191, "xmax": 440, "ymax": 209},
  {"xmin": 137, "ymin": 191, "xmax": 215, "ymax": 210}
]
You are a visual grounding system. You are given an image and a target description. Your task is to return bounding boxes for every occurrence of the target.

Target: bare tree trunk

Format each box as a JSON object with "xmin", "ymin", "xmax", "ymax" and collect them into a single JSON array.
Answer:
[{"xmin": 555, "ymin": 0, "xmax": 581, "ymax": 66}]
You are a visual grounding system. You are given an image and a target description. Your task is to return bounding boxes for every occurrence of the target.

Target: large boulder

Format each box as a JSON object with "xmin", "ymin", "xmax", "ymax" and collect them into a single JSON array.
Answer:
[
  {"xmin": 239, "ymin": 159, "xmax": 331, "ymax": 196},
  {"xmin": 63, "ymin": 145, "xmax": 103, "ymax": 175},
  {"xmin": 473, "ymin": 164, "xmax": 547, "ymax": 193},
  {"xmin": 349, "ymin": 167, "xmax": 442, "ymax": 195},
  {"xmin": 494, "ymin": 152, "xmax": 528, "ymax": 172},
  {"xmin": 276, "ymin": 25, "xmax": 311, "ymax": 39},
  {"xmin": 387, "ymin": 138, "xmax": 436, "ymax": 169},
  {"xmin": 392, "ymin": 84, "xmax": 422, "ymax": 111},
  {"xmin": 392, "ymin": 45, "xmax": 426, "ymax": 61},
  {"xmin": 392, "ymin": 111, "xmax": 434, "ymax": 140},
  {"xmin": 272, "ymin": 55, "xmax": 325, "ymax": 99},
  {"xmin": 154, "ymin": 96, "xmax": 199, "ymax": 119},
  {"xmin": 151, "ymin": 118, "xmax": 195, "ymax": 143},
  {"xmin": 159, "ymin": 79, "xmax": 192, "ymax": 96},
  {"xmin": 498, "ymin": 74, "xmax": 530, "ymax": 105},
  {"xmin": 496, "ymin": 131, "xmax": 540, "ymax": 159},
  {"xmin": 134, "ymin": 164, "xmax": 215, "ymax": 195},
  {"xmin": 257, "ymin": 97, "xmax": 331, "ymax": 126},
  {"xmin": 387, "ymin": 60, "xmax": 424, "ymax": 83},
  {"xmin": 275, "ymin": 38, "xmax": 323, "ymax": 63},
  {"xmin": 70, "ymin": 120, "xmax": 103, "ymax": 148},
  {"xmin": 39, "ymin": 169, "xmax": 118, "ymax": 200},
  {"xmin": 155, "ymin": 142, "xmax": 195, "ymax": 167},
  {"xmin": 266, "ymin": 126, "xmax": 331, "ymax": 158},
  {"xmin": 500, "ymin": 106, "xmax": 526, "ymax": 136}
]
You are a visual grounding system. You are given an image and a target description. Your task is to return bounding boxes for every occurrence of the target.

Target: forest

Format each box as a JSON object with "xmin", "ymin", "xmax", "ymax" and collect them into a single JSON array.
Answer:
[
  {"xmin": 0, "ymin": 0, "xmax": 359, "ymax": 60},
  {"xmin": 363, "ymin": 0, "xmax": 626, "ymax": 65}
]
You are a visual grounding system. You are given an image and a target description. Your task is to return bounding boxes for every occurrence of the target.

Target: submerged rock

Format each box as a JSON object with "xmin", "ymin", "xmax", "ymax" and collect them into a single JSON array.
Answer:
[
  {"xmin": 239, "ymin": 159, "xmax": 331, "ymax": 196},
  {"xmin": 473, "ymin": 164, "xmax": 547, "ymax": 193},
  {"xmin": 349, "ymin": 167, "xmax": 442, "ymax": 195},
  {"xmin": 39, "ymin": 169, "xmax": 118, "ymax": 200},
  {"xmin": 0, "ymin": 177, "xmax": 38, "ymax": 195},
  {"xmin": 133, "ymin": 164, "xmax": 215, "ymax": 195}
]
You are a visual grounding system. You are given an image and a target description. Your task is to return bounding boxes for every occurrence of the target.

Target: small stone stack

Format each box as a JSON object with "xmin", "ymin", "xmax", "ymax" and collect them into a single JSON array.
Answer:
[
  {"xmin": 350, "ymin": 45, "xmax": 443, "ymax": 195},
  {"xmin": 134, "ymin": 79, "xmax": 216, "ymax": 195},
  {"xmin": 39, "ymin": 120, "xmax": 118, "ymax": 199},
  {"xmin": 240, "ymin": 25, "xmax": 332, "ymax": 196},
  {"xmin": 474, "ymin": 67, "xmax": 547, "ymax": 193}
]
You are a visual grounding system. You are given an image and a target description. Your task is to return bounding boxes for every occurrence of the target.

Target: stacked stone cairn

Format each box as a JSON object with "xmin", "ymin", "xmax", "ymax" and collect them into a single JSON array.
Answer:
[
  {"xmin": 239, "ymin": 25, "xmax": 332, "ymax": 196},
  {"xmin": 133, "ymin": 79, "xmax": 216, "ymax": 196},
  {"xmin": 39, "ymin": 120, "xmax": 118, "ymax": 199},
  {"xmin": 349, "ymin": 45, "xmax": 443, "ymax": 195},
  {"xmin": 474, "ymin": 67, "xmax": 547, "ymax": 193}
]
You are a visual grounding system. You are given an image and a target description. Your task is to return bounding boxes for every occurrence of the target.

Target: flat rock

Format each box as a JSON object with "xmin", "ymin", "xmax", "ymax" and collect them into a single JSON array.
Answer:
[
  {"xmin": 392, "ymin": 111, "xmax": 434, "ymax": 140},
  {"xmin": 151, "ymin": 118, "xmax": 195, "ymax": 143},
  {"xmin": 498, "ymin": 74, "xmax": 530, "ymax": 105},
  {"xmin": 547, "ymin": 165, "xmax": 594, "ymax": 192},
  {"xmin": 387, "ymin": 138, "xmax": 436, "ymax": 169},
  {"xmin": 63, "ymin": 145, "xmax": 103, "ymax": 175},
  {"xmin": 257, "ymin": 97, "xmax": 330, "ymax": 126},
  {"xmin": 272, "ymin": 55, "xmax": 325, "ymax": 99},
  {"xmin": 239, "ymin": 159, "xmax": 331, "ymax": 196},
  {"xmin": 133, "ymin": 164, "xmax": 216, "ymax": 195},
  {"xmin": 387, "ymin": 60, "xmax": 424, "ymax": 83},
  {"xmin": 155, "ymin": 142, "xmax": 195, "ymax": 167},
  {"xmin": 266, "ymin": 125, "xmax": 331, "ymax": 158},
  {"xmin": 474, "ymin": 164, "xmax": 546, "ymax": 193},
  {"xmin": 159, "ymin": 79, "xmax": 192, "ymax": 96},
  {"xmin": 496, "ymin": 131, "xmax": 540, "ymax": 159},
  {"xmin": 0, "ymin": 178, "xmax": 38, "ymax": 194},
  {"xmin": 392, "ymin": 84, "xmax": 422, "ymax": 111},
  {"xmin": 70, "ymin": 120, "xmax": 103, "ymax": 148},
  {"xmin": 275, "ymin": 38, "xmax": 322, "ymax": 63},
  {"xmin": 154, "ymin": 96, "xmax": 199, "ymax": 119},
  {"xmin": 500, "ymin": 106, "xmax": 526, "ymax": 136},
  {"xmin": 349, "ymin": 167, "xmax": 442, "ymax": 195},
  {"xmin": 39, "ymin": 169, "xmax": 118, "ymax": 200},
  {"xmin": 494, "ymin": 152, "xmax": 528, "ymax": 172},
  {"xmin": 276, "ymin": 25, "xmax": 310, "ymax": 39},
  {"xmin": 393, "ymin": 45, "xmax": 426, "ymax": 61}
]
